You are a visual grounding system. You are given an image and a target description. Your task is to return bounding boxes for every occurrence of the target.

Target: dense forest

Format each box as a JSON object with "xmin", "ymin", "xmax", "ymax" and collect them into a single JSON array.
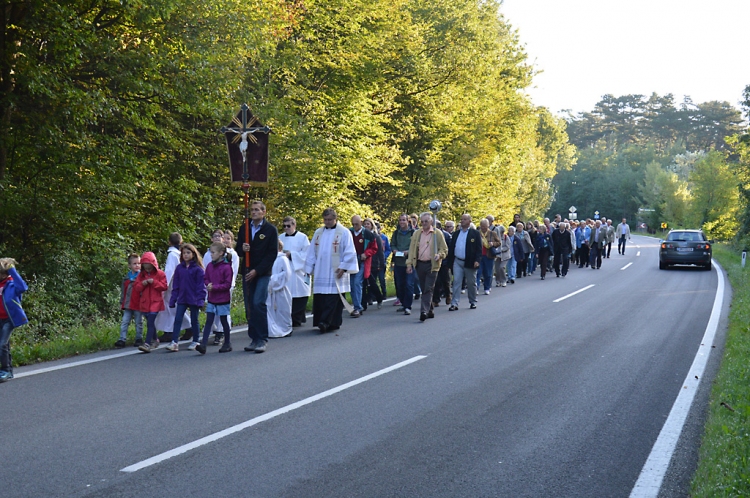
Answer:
[
  {"xmin": 0, "ymin": 0, "xmax": 573, "ymax": 334},
  {"xmin": 548, "ymin": 91, "xmax": 749, "ymax": 239}
]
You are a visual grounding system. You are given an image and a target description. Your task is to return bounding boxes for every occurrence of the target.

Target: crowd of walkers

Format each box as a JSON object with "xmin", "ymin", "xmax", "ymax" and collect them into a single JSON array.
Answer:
[{"xmin": 0, "ymin": 203, "xmax": 634, "ymax": 382}]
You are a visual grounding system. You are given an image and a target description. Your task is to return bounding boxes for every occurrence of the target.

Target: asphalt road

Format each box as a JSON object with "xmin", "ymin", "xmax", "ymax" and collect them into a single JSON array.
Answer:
[{"xmin": 0, "ymin": 235, "xmax": 728, "ymax": 498}]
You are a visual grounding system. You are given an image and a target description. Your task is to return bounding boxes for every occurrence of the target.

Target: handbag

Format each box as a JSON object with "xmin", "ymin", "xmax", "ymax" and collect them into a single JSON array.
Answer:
[{"xmin": 490, "ymin": 245, "xmax": 503, "ymax": 257}]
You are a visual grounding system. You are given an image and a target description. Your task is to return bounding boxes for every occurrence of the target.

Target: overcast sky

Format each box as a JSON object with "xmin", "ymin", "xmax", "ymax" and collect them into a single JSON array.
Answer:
[{"xmin": 500, "ymin": 0, "xmax": 750, "ymax": 115}]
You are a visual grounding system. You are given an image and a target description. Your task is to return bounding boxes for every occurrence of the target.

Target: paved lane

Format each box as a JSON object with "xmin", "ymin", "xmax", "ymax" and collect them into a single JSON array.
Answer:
[{"xmin": 0, "ymin": 235, "xmax": 725, "ymax": 497}]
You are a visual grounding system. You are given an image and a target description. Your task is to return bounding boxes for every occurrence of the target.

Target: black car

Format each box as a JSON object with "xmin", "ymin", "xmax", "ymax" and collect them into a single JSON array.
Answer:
[{"xmin": 659, "ymin": 230, "xmax": 712, "ymax": 270}]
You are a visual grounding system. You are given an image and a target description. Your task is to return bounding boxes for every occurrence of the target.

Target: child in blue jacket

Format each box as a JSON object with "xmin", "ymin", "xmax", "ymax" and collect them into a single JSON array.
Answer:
[{"xmin": 0, "ymin": 258, "xmax": 28, "ymax": 382}]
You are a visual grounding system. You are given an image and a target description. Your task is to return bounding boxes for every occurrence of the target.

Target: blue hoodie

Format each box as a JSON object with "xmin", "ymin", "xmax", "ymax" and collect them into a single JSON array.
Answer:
[{"xmin": 1, "ymin": 267, "xmax": 29, "ymax": 328}]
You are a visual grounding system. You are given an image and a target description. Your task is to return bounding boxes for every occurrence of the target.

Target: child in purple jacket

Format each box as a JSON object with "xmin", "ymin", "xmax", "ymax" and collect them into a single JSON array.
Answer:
[
  {"xmin": 196, "ymin": 242, "xmax": 234, "ymax": 354},
  {"xmin": 166, "ymin": 244, "xmax": 205, "ymax": 352}
]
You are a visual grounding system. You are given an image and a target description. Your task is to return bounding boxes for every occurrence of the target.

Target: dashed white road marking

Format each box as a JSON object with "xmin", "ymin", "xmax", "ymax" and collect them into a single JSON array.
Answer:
[
  {"xmin": 621, "ymin": 263, "xmax": 633, "ymax": 271},
  {"xmin": 121, "ymin": 355, "xmax": 428, "ymax": 472},
  {"xmin": 553, "ymin": 284, "xmax": 595, "ymax": 303},
  {"xmin": 630, "ymin": 260, "xmax": 724, "ymax": 497},
  {"xmin": 637, "ymin": 251, "xmax": 641, "ymax": 257}
]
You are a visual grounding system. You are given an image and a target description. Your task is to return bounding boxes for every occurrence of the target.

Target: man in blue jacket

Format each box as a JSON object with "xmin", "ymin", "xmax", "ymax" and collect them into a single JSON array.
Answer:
[
  {"xmin": 0, "ymin": 258, "xmax": 28, "ymax": 382},
  {"xmin": 446, "ymin": 214, "xmax": 482, "ymax": 310}
]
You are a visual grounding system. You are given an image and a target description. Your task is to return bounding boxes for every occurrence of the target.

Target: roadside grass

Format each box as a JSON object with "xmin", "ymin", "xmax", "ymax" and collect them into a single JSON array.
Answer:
[
  {"xmin": 12, "ymin": 276, "xmax": 398, "ymax": 367},
  {"xmin": 691, "ymin": 244, "xmax": 750, "ymax": 496}
]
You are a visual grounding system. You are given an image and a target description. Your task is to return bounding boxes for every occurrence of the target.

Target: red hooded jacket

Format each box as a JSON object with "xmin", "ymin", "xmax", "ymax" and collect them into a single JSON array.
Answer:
[{"xmin": 135, "ymin": 251, "xmax": 168, "ymax": 313}]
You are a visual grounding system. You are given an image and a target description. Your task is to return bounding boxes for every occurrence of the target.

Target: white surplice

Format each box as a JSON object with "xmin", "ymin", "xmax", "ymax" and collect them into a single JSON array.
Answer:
[
  {"xmin": 155, "ymin": 246, "xmax": 191, "ymax": 332},
  {"xmin": 282, "ymin": 231, "xmax": 311, "ymax": 298},
  {"xmin": 304, "ymin": 223, "xmax": 358, "ymax": 294},
  {"xmin": 267, "ymin": 252, "xmax": 293, "ymax": 338}
]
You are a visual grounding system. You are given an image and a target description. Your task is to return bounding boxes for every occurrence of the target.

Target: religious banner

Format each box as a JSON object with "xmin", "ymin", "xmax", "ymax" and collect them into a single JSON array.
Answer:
[{"xmin": 222, "ymin": 108, "xmax": 270, "ymax": 186}]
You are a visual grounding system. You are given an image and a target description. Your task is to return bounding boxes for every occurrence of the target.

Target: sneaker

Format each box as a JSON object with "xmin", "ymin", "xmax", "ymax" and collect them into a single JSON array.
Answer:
[
  {"xmin": 244, "ymin": 341, "xmax": 257, "ymax": 352},
  {"xmin": 469, "ymin": 303, "xmax": 477, "ymax": 309},
  {"xmin": 350, "ymin": 310, "xmax": 361, "ymax": 318},
  {"xmin": 0, "ymin": 370, "xmax": 12, "ymax": 382},
  {"xmin": 188, "ymin": 341, "xmax": 199, "ymax": 351},
  {"xmin": 213, "ymin": 333, "xmax": 223, "ymax": 346},
  {"xmin": 114, "ymin": 339, "xmax": 127, "ymax": 348},
  {"xmin": 166, "ymin": 342, "xmax": 179, "ymax": 352},
  {"xmin": 255, "ymin": 341, "xmax": 267, "ymax": 353},
  {"xmin": 404, "ymin": 308, "xmax": 411, "ymax": 315},
  {"xmin": 219, "ymin": 343, "xmax": 233, "ymax": 353},
  {"xmin": 484, "ymin": 290, "xmax": 490, "ymax": 295},
  {"xmin": 393, "ymin": 299, "xmax": 401, "ymax": 306},
  {"xmin": 196, "ymin": 344, "xmax": 207, "ymax": 355},
  {"xmin": 501, "ymin": 282, "xmax": 506, "ymax": 287},
  {"xmin": 449, "ymin": 305, "xmax": 458, "ymax": 311},
  {"xmin": 134, "ymin": 338, "xmax": 144, "ymax": 347},
  {"xmin": 138, "ymin": 343, "xmax": 152, "ymax": 353},
  {"xmin": 461, "ymin": 289, "xmax": 466, "ymax": 294}
]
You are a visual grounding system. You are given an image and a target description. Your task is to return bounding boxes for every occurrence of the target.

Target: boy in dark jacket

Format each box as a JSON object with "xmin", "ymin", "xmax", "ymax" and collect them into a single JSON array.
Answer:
[
  {"xmin": 116, "ymin": 253, "xmax": 144, "ymax": 348},
  {"xmin": 0, "ymin": 258, "xmax": 28, "ymax": 382}
]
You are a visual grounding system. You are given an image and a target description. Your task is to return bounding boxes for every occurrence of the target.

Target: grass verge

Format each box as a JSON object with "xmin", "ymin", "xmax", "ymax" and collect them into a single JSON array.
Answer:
[{"xmin": 691, "ymin": 244, "xmax": 750, "ymax": 496}]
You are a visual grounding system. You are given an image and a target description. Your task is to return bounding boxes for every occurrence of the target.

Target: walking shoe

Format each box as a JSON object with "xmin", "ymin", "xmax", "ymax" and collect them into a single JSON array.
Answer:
[
  {"xmin": 166, "ymin": 342, "xmax": 179, "ymax": 352},
  {"xmin": 318, "ymin": 323, "xmax": 329, "ymax": 333},
  {"xmin": 196, "ymin": 344, "xmax": 207, "ymax": 355},
  {"xmin": 0, "ymin": 370, "xmax": 12, "ymax": 383},
  {"xmin": 377, "ymin": 302, "xmax": 383, "ymax": 309},
  {"xmin": 484, "ymin": 290, "xmax": 490, "ymax": 295},
  {"xmin": 114, "ymin": 339, "xmax": 127, "ymax": 348},
  {"xmin": 188, "ymin": 341, "xmax": 199, "ymax": 351},
  {"xmin": 397, "ymin": 307, "xmax": 405, "ymax": 312},
  {"xmin": 414, "ymin": 293, "xmax": 421, "ymax": 299},
  {"xmin": 180, "ymin": 331, "xmax": 193, "ymax": 341},
  {"xmin": 404, "ymin": 308, "xmax": 411, "ymax": 315},
  {"xmin": 449, "ymin": 305, "xmax": 458, "ymax": 311},
  {"xmin": 461, "ymin": 289, "xmax": 466, "ymax": 294},
  {"xmin": 510, "ymin": 279, "xmax": 515, "ymax": 284},
  {"xmin": 469, "ymin": 303, "xmax": 477, "ymax": 309},
  {"xmin": 496, "ymin": 282, "xmax": 502, "ymax": 287},
  {"xmin": 426, "ymin": 311, "xmax": 434, "ymax": 319},
  {"xmin": 501, "ymin": 282, "xmax": 507, "ymax": 287},
  {"xmin": 350, "ymin": 310, "xmax": 361, "ymax": 318},
  {"xmin": 255, "ymin": 341, "xmax": 267, "ymax": 353},
  {"xmin": 419, "ymin": 312, "xmax": 427, "ymax": 321},
  {"xmin": 219, "ymin": 343, "xmax": 233, "ymax": 353},
  {"xmin": 244, "ymin": 341, "xmax": 257, "ymax": 352},
  {"xmin": 138, "ymin": 343, "xmax": 152, "ymax": 353},
  {"xmin": 134, "ymin": 338, "xmax": 144, "ymax": 347},
  {"xmin": 213, "ymin": 333, "xmax": 223, "ymax": 346},
  {"xmin": 393, "ymin": 299, "xmax": 401, "ymax": 306}
]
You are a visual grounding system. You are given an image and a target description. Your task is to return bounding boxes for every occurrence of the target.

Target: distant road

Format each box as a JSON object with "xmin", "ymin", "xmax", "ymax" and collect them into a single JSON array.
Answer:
[{"xmin": 1, "ymin": 235, "xmax": 726, "ymax": 497}]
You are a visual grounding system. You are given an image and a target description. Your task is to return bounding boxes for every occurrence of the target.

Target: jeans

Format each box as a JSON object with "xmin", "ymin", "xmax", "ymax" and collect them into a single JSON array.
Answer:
[
  {"xmin": 477, "ymin": 255, "xmax": 494, "ymax": 291},
  {"xmin": 619, "ymin": 235, "xmax": 628, "ymax": 254},
  {"xmin": 349, "ymin": 263, "xmax": 365, "ymax": 312},
  {"xmin": 0, "ymin": 318, "xmax": 14, "ymax": 373},
  {"xmin": 528, "ymin": 252, "xmax": 537, "ymax": 274},
  {"xmin": 119, "ymin": 309, "xmax": 143, "ymax": 341},
  {"xmin": 173, "ymin": 303, "xmax": 201, "ymax": 343},
  {"xmin": 244, "ymin": 274, "xmax": 270, "ymax": 342},
  {"xmin": 144, "ymin": 312, "xmax": 158, "ymax": 344},
  {"xmin": 393, "ymin": 265, "xmax": 414, "ymax": 310},
  {"xmin": 506, "ymin": 258, "xmax": 517, "ymax": 281}
]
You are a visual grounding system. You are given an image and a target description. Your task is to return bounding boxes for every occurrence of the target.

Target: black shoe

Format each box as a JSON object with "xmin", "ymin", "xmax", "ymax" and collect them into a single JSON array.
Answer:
[
  {"xmin": 196, "ymin": 344, "xmax": 207, "ymax": 355},
  {"xmin": 255, "ymin": 341, "xmax": 267, "ymax": 353},
  {"xmin": 318, "ymin": 323, "xmax": 329, "ymax": 333},
  {"xmin": 426, "ymin": 311, "xmax": 434, "ymax": 319},
  {"xmin": 556, "ymin": 274, "xmax": 560, "ymax": 277},
  {"xmin": 510, "ymin": 279, "xmax": 515, "ymax": 284},
  {"xmin": 134, "ymin": 338, "xmax": 144, "ymax": 347},
  {"xmin": 213, "ymin": 333, "xmax": 223, "ymax": 345},
  {"xmin": 420, "ymin": 313, "xmax": 427, "ymax": 322},
  {"xmin": 292, "ymin": 322, "xmax": 302, "ymax": 327},
  {"xmin": 219, "ymin": 343, "xmax": 232, "ymax": 352},
  {"xmin": 114, "ymin": 339, "xmax": 126, "ymax": 348},
  {"xmin": 469, "ymin": 303, "xmax": 477, "ymax": 309},
  {"xmin": 180, "ymin": 331, "xmax": 193, "ymax": 341},
  {"xmin": 449, "ymin": 305, "xmax": 458, "ymax": 311},
  {"xmin": 244, "ymin": 340, "xmax": 257, "ymax": 352},
  {"xmin": 541, "ymin": 276, "xmax": 545, "ymax": 280},
  {"xmin": 414, "ymin": 293, "xmax": 421, "ymax": 299}
]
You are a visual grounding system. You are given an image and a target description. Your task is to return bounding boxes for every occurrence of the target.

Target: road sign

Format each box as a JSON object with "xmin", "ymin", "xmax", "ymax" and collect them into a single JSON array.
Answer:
[
  {"xmin": 661, "ymin": 222, "xmax": 667, "ymax": 229},
  {"xmin": 569, "ymin": 206, "xmax": 577, "ymax": 213}
]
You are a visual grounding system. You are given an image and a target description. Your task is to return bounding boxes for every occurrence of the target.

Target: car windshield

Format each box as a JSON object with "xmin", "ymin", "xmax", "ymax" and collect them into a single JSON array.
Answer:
[{"xmin": 666, "ymin": 232, "xmax": 705, "ymax": 242}]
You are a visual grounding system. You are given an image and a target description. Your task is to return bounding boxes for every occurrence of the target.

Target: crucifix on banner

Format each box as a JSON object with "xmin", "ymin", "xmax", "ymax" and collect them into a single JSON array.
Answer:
[{"xmin": 220, "ymin": 103, "xmax": 271, "ymax": 276}]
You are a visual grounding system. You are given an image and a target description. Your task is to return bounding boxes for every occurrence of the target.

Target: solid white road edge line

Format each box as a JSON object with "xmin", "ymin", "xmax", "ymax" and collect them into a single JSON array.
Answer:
[
  {"xmin": 121, "ymin": 354, "xmax": 428, "ymax": 473},
  {"xmin": 629, "ymin": 260, "xmax": 724, "ymax": 498},
  {"xmin": 15, "ymin": 296, "xmax": 399, "ymax": 379},
  {"xmin": 553, "ymin": 284, "xmax": 595, "ymax": 303},
  {"xmin": 621, "ymin": 263, "xmax": 633, "ymax": 271}
]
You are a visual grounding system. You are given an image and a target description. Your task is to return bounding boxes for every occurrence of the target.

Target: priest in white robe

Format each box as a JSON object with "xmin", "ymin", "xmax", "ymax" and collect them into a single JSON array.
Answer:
[
  {"xmin": 304, "ymin": 208, "xmax": 359, "ymax": 333},
  {"xmin": 267, "ymin": 241, "xmax": 293, "ymax": 338},
  {"xmin": 281, "ymin": 216, "xmax": 311, "ymax": 327},
  {"xmin": 155, "ymin": 233, "xmax": 191, "ymax": 340}
]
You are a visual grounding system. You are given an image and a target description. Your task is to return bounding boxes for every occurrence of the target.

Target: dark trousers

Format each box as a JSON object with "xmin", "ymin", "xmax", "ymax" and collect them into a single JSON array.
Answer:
[
  {"xmin": 144, "ymin": 312, "xmax": 159, "ymax": 344},
  {"xmin": 393, "ymin": 265, "xmax": 414, "ymax": 309},
  {"xmin": 619, "ymin": 235, "xmax": 628, "ymax": 254},
  {"xmin": 244, "ymin": 274, "xmax": 270, "ymax": 342},
  {"xmin": 292, "ymin": 296, "xmax": 308, "ymax": 326},
  {"xmin": 312, "ymin": 293, "xmax": 343, "ymax": 330},
  {"xmin": 433, "ymin": 264, "xmax": 452, "ymax": 304},
  {"xmin": 415, "ymin": 261, "xmax": 437, "ymax": 315},
  {"xmin": 172, "ymin": 303, "xmax": 201, "ymax": 343},
  {"xmin": 362, "ymin": 273, "xmax": 383, "ymax": 310},
  {"xmin": 590, "ymin": 245, "xmax": 602, "ymax": 268},
  {"xmin": 202, "ymin": 313, "xmax": 230, "ymax": 346},
  {"xmin": 477, "ymin": 255, "xmax": 494, "ymax": 291},
  {"xmin": 538, "ymin": 248, "xmax": 550, "ymax": 278},
  {"xmin": 578, "ymin": 244, "xmax": 590, "ymax": 267},
  {"xmin": 0, "ymin": 318, "xmax": 14, "ymax": 373},
  {"xmin": 553, "ymin": 252, "xmax": 569, "ymax": 276},
  {"xmin": 377, "ymin": 267, "xmax": 387, "ymax": 299},
  {"xmin": 605, "ymin": 242, "xmax": 612, "ymax": 258}
]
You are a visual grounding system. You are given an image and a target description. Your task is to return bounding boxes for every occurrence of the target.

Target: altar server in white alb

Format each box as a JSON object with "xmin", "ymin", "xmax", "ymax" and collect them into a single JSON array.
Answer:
[
  {"xmin": 155, "ymin": 232, "xmax": 191, "ymax": 341},
  {"xmin": 281, "ymin": 216, "xmax": 311, "ymax": 327},
  {"xmin": 304, "ymin": 208, "xmax": 359, "ymax": 333},
  {"xmin": 267, "ymin": 240, "xmax": 293, "ymax": 338}
]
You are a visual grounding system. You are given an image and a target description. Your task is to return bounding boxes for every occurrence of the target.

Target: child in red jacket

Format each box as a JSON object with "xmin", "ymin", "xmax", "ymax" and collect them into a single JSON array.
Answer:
[{"xmin": 136, "ymin": 252, "xmax": 168, "ymax": 353}]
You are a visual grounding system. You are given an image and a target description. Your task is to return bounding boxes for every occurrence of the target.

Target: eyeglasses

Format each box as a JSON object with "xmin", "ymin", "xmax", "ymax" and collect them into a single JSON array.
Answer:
[{"xmin": 283, "ymin": 224, "xmax": 293, "ymax": 228}]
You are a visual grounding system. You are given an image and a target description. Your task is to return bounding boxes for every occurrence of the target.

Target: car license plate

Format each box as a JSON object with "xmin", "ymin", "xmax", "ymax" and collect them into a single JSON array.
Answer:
[{"xmin": 676, "ymin": 247, "xmax": 693, "ymax": 252}]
